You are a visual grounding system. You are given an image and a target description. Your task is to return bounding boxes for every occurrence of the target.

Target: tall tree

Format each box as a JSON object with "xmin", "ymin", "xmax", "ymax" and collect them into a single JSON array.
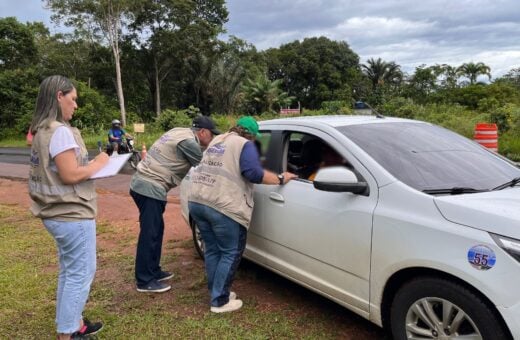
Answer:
[
  {"xmin": 456, "ymin": 62, "xmax": 492, "ymax": 85},
  {"xmin": 207, "ymin": 54, "xmax": 245, "ymax": 114},
  {"xmin": 361, "ymin": 58, "xmax": 402, "ymax": 91},
  {"xmin": 0, "ymin": 17, "xmax": 38, "ymax": 70},
  {"xmin": 264, "ymin": 37, "xmax": 360, "ymax": 109},
  {"xmin": 45, "ymin": 0, "xmax": 131, "ymax": 125},
  {"xmin": 129, "ymin": 0, "xmax": 228, "ymax": 116}
]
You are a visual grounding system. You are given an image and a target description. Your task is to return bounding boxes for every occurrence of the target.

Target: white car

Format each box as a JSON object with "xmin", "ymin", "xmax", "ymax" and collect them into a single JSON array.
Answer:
[{"xmin": 180, "ymin": 115, "xmax": 520, "ymax": 339}]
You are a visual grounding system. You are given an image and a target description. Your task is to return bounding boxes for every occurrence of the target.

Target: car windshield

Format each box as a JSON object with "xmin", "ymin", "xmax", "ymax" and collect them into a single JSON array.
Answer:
[{"xmin": 339, "ymin": 122, "xmax": 520, "ymax": 192}]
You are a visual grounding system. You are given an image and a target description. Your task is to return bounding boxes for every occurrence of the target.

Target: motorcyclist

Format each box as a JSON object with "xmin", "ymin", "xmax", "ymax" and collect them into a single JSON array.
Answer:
[{"xmin": 108, "ymin": 119, "xmax": 133, "ymax": 153}]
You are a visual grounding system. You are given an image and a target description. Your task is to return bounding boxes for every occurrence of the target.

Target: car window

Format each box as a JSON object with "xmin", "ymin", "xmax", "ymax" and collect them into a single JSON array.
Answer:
[
  {"xmin": 339, "ymin": 122, "xmax": 520, "ymax": 191},
  {"xmin": 285, "ymin": 132, "xmax": 352, "ymax": 181},
  {"xmin": 256, "ymin": 131, "xmax": 271, "ymax": 166}
]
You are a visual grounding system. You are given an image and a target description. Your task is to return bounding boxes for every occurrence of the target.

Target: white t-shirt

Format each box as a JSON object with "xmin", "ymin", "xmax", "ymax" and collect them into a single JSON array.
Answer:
[{"xmin": 49, "ymin": 126, "xmax": 80, "ymax": 158}]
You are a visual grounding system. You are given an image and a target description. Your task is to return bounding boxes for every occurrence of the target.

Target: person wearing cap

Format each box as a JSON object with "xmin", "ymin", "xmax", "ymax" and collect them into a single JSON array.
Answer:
[
  {"xmin": 130, "ymin": 115, "xmax": 220, "ymax": 293},
  {"xmin": 108, "ymin": 119, "xmax": 133, "ymax": 153},
  {"xmin": 188, "ymin": 116, "xmax": 297, "ymax": 313}
]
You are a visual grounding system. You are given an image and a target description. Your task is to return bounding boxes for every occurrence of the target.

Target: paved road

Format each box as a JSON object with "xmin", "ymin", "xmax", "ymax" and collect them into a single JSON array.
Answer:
[{"xmin": 0, "ymin": 147, "xmax": 179, "ymax": 196}]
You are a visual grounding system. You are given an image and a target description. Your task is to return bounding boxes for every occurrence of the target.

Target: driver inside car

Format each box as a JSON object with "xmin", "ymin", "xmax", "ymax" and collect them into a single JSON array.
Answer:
[{"xmin": 108, "ymin": 119, "xmax": 133, "ymax": 153}]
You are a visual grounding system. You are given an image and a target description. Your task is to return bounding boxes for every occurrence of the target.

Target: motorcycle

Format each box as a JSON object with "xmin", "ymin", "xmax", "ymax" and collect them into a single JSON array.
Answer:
[{"xmin": 103, "ymin": 137, "xmax": 141, "ymax": 170}]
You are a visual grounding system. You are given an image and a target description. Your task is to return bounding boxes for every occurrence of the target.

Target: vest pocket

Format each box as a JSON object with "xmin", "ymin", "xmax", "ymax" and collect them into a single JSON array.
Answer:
[
  {"xmin": 74, "ymin": 182, "xmax": 95, "ymax": 201},
  {"xmin": 244, "ymin": 193, "xmax": 254, "ymax": 208}
]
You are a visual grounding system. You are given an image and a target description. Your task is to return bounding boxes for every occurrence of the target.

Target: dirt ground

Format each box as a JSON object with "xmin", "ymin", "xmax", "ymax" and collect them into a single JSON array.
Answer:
[{"xmin": 0, "ymin": 177, "xmax": 386, "ymax": 339}]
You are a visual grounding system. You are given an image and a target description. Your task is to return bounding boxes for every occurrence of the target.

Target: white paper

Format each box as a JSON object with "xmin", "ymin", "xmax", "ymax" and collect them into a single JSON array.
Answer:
[{"xmin": 90, "ymin": 153, "xmax": 132, "ymax": 179}]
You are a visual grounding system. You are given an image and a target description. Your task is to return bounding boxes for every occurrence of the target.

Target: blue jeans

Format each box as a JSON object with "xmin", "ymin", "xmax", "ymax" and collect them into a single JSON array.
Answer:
[
  {"xmin": 43, "ymin": 219, "xmax": 97, "ymax": 334},
  {"xmin": 188, "ymin": 202, "xmax": 247, "ymax": 307}
]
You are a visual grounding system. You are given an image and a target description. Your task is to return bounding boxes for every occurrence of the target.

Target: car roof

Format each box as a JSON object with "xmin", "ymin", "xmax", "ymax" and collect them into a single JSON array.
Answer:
[{"xmin": 259, "ymin": 115, "xmax": 424, "ymax": 128}]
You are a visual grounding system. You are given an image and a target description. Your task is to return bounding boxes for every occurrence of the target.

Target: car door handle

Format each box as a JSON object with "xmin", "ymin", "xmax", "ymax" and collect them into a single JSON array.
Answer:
[{"xmin": 269, "ymin": 192, "xmax": 285, "ymax": 202}]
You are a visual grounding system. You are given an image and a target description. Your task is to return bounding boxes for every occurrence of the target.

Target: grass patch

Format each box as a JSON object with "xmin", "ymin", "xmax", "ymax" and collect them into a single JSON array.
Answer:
[{"xmin": 0, "ymin": 204, "xmax": 376, "ymax": 339}]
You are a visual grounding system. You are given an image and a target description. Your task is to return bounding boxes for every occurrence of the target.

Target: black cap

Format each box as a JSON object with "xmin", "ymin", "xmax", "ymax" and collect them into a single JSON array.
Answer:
[{"xmin": 192, "ymin": 115, "xmax": 221, "ymax": 135}]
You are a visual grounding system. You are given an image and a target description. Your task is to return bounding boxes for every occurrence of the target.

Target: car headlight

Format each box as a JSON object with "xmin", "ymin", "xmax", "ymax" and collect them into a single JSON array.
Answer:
[{"xmin": 491, "ymin": 233, "xmax": 520, "ymax": 262}]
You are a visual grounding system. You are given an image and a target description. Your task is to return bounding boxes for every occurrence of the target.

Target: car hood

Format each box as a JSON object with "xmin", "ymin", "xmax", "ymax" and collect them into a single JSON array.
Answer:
[{"xmin": 434, "ymin": 187, "xmax": 520, "ymax": 239}]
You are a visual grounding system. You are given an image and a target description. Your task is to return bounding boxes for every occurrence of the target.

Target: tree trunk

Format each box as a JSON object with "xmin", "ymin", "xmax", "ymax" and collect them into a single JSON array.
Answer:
[
  {"xmin": 154, "ymin": 57, "xmax": 161, "ymax": 117},
  {"xmin": 114, "ymin": 48, "xmax": 127, "ymax": 126}
]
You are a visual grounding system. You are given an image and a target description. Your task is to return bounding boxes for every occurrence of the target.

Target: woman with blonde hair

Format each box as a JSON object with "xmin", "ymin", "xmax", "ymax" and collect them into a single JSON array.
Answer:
[{"xmin": 29, "ymin": 75, "xmax": 109, "ymax": 339}]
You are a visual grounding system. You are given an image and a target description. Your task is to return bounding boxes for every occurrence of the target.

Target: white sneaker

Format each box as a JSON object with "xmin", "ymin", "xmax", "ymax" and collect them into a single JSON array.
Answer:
[
  {"xmin": 210, "ymin": 299, "xmax": 243, "ymax": 313},
  {"xmin": 229, "ymin": 291, "xmax": 237, "ymax": 300}
]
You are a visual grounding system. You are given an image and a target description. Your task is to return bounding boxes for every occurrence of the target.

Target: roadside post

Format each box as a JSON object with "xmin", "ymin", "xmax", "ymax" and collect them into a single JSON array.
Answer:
[{"xmin": 133, "ymin": 123, "xmax": 146, "ymax": 160}]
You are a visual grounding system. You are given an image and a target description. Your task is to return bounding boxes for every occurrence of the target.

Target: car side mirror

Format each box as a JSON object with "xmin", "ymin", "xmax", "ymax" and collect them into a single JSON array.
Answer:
[{"xmin": 313, "ymin": 166, "xmax": 369, "ymax": 195}]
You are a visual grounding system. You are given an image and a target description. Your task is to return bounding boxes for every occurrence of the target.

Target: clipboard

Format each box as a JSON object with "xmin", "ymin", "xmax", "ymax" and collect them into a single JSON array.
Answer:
[{"xmin": 90, "ymin": 153, "xmax": 132, "ymax": 179}]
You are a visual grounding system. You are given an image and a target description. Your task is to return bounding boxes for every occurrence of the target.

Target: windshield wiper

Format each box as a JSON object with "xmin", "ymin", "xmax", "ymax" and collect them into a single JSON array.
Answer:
[
  {"xmin": 423, "ymin": 187, "xmax": 488, "ymax": 195},
  {"xmin": 492, "ymin": 177, "xmax": 520, "ymax": 191}
]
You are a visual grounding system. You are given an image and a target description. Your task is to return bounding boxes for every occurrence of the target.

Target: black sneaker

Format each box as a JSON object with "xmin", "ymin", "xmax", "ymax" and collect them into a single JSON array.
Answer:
[
  {"xmin": 71, "ymin": 319, "xmax": 103, "ymax": 339},
  {"xmin": 136, "ymin": 279, "xmax": 171, "ymax": 293},
  {"xmin": 157, "ymin": 270, "xmax": 174, "ymax": 282}
]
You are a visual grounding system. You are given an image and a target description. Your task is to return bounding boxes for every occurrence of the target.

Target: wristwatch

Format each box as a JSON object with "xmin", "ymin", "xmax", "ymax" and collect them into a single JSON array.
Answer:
[{"xmin": 277, "ymin": 173, "xmax": 284, "ymax": 185}]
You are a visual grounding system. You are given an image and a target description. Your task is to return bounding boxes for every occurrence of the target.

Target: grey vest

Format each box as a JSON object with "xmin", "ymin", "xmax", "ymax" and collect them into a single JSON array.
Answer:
[
  {"xmin": 29, "ymin": 122, "xmax": 97, "ymax": 221},
  {"xmin": 189, "ymin": 132, "xmax": 254, "ymax": 228},
  {"xmin": 134, "ymin": 128, "xmax": 197, "ymax": 192}
]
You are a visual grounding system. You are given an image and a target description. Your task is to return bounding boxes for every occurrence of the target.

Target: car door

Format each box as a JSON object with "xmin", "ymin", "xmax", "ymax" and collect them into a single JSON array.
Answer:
[{"xmin": 246, "ymin": 126, "xmax": 378, "ymax": 314}]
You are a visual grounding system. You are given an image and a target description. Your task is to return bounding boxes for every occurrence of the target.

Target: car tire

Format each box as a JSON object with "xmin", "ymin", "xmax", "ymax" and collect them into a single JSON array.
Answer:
[
  {"xmin": 190, "ymin": 219, "xmax": 205, "ymax": 260},
  {"xmin": 390, "ymin": 277, "xmax": 509, "ymax": 340}
]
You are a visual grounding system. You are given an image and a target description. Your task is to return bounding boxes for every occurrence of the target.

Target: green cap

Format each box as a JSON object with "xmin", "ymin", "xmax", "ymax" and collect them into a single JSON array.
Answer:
[{"xmin": 237, "ymin": 116, "xmax": 260, "ymax": 137}]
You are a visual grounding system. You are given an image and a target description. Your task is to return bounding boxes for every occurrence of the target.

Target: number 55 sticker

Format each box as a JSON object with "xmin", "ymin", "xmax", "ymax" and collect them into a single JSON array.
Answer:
[{"xmin": 468, "ymin": 245, "xmax": 496, "ymax": 270}]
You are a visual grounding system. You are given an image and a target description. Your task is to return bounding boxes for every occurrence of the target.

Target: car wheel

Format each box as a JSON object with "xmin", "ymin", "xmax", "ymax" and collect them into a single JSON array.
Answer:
[
  {"xmin": 190, "ymin": 219, "xmax": 205, "ymax": 260},
  {"xmin": 390, "ymin": 277, "xmax": 509, "ymax": 340},
  {"xmin": 129, "ymin": 152, "xmax": 141, "ymax": 169}
]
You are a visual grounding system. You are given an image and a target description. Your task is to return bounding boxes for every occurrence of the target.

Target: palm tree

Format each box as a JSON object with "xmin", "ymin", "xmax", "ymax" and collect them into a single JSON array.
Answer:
[
  {"xmin": 207, "ymin": 55, "xmax": 245, "ymax": 114},
  {"xmin": 242, "ymin": 74, "xmax": 294, "ymax": 114},
  {"xmin": 456, "ymin": 62, "xmax": 492, "ymax": 85},
  {"xmin": 361, "ymin": 58, "xmax": 403, "ymax": 91}
]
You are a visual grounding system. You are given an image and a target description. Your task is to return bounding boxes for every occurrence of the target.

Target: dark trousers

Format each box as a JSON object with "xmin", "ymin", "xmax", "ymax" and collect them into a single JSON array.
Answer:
[{"xmin": 130, "ymin": 189, "xmax": 167, "ymax": 287}]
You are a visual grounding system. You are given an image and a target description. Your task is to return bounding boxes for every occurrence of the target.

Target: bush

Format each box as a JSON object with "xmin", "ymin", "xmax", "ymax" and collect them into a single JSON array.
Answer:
[
  {"xmin": 155, "ymin": 109, "xmax": 192, "ymax": 131},
  {"xmin": 73, "ymin": 81, "xmax": 118, "ymax": 133},
  {"xmin": 321, "ymin": 101, "xmax": 352, "ymax": 114}
]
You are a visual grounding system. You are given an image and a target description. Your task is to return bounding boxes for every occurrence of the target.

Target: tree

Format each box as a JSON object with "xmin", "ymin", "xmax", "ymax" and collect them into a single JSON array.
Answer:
[
  {"xmin": 498, "ymin": 67, "xmax": 520, "ymax": 88},
  {"xmin": 242, "ymin": 74, "xmax": 294, "ymax": 114},
  {"xmin": 129, "ymin": 0, "xmax": 228, "ymax": 116},
  {"xmin": 45, "ymin": 0, "xmax": 132, "ymax": 125},
  {"xmin": 456, "ymin": 62, "xmax": 492, "ymax": 85},
  {"xmin": 0, "ymin": 17, "xmax": 38, "ymax": 70},
  {"xmin": 264, "ymin": 37, "xmax": 360, "ymax": 109},
  {"xmin": 361, "ymin": 58, "xmax": 403, "ymax": 91},
  {"xmin": 207, "ymin": 54, "xmax": 245, "ymax": 114}
]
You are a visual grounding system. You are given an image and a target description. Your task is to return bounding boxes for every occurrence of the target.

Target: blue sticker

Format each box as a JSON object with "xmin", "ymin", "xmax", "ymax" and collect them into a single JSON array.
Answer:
[{"xmin": 467, "ymin": 245, "xmax": 496, "ymax": 270}]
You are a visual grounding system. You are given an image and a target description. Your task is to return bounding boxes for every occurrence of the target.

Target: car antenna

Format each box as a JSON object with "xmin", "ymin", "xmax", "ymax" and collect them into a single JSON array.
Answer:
[{"xmin": 364, "ymin": 102, "xmax": 385, "ymax": 118}]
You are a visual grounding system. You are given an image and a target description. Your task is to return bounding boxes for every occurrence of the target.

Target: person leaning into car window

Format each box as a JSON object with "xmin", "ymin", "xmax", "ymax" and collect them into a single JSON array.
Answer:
[
  {"xmin": 188, "ymin": 116, "xmax": 297, "ymax": 314},
  {"xmin": 130, "ymin": 115, "xmax": 219, "ymax": 294},
  {"xmin": 108, "ymin": 119, "xmax": 133, "ymax": 153}
]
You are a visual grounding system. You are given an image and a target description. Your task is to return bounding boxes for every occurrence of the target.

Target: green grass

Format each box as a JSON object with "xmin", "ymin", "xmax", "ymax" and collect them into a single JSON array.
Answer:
[{"xmin": 0, "ymin": 204, "xmax": 369, "ymax": 339}]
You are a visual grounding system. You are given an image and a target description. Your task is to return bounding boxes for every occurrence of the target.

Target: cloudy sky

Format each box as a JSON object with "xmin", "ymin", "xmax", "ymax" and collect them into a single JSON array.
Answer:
[{"xmin": 2, "ymin": 0, "xmax": 519, "ymax": 77}]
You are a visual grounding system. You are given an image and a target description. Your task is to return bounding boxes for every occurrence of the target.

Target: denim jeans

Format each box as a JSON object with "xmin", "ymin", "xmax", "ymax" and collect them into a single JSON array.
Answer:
[
  {"xmin": 130, "ymin": 189, "xmax": 167, "ymax": 287},
  {"xmin": 188, "ymin": 202, "xmax": 247, "ymax": 307},
  {"xmin": 43, "ymin": 219, "xmax": 97, "ymax": 334}
]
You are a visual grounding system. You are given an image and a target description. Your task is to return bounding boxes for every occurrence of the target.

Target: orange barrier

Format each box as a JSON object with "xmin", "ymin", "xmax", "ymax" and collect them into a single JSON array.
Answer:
[{"xmin": 474, "ymin": 123, "xmax": 498, "ymax": 152}]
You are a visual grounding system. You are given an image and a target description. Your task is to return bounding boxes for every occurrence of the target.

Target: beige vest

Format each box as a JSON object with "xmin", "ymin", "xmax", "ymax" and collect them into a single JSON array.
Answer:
[
  {"xmin": 29, "ymin": 121, "xmax": 97, "ymax": 221},
  {"xmin": 135, "ymin": 128, "xmax": 197, "ymax": 191},
  {"xmin": 189, "ymin": 132, "xmax": 254, "ymax": 228}
]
